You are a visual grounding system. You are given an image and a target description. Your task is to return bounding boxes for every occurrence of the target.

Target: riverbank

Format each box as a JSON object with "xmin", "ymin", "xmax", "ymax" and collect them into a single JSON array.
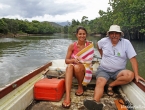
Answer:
[
  {"xmin": 0, "ymin": 33, "xmax": 28, "ymax": 38},
  {"xmin": 0, "ymin": 33, "xmax": 59, "ymax": 38},
  {"xmin": 0, "ymin": 32, "xmax": 103, "ymax": 38}
]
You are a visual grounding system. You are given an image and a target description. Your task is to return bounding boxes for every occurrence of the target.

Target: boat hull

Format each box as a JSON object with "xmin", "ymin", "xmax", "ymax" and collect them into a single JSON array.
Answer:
[
  {"xmin": 0, "ymin": 62, "xmax": 51, "ymax": 110},
  {"xmin": 121, "ymin": 81, "xmax": 145, "ymax": 110}
]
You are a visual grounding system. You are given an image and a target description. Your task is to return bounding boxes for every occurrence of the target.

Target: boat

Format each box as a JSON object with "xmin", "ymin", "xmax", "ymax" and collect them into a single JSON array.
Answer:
[{"xmin": 0, "ymin": 58, "xmax": 145, "ymax": 110}]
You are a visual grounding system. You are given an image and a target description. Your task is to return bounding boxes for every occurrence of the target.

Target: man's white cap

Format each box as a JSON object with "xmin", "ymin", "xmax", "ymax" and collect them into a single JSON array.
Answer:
[{"xmin": 107, "ymin": 25, "xmax": 124, "ymax": 36}]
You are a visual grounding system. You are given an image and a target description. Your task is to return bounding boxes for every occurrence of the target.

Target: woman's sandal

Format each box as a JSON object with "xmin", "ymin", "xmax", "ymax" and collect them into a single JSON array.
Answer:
[
  {"xmin": 83, "ymin": 100, "xmax": 103, "ymax": 110},
  {"xmin": 107, "ymin": 86, "xmax": 114, "ymax": 96},
  {"xmin": 62, "ymin": 99, "xmax": 71, "ymax": 109},
  {"xmin": 75, "ymin": 90, "xmax": 84, "ymax": 96},
  {"xmin": 75, "ymin": 87, "xmax": 84, "ymax": 96}
]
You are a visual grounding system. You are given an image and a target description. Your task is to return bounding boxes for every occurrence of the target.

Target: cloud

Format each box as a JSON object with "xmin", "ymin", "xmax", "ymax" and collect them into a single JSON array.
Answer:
[{"xmin": 0, "ymin": 0, "xmax": 110, "ymax": 22}]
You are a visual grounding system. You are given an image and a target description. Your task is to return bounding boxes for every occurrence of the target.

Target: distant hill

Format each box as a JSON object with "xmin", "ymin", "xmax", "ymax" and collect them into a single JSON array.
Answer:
[
  {"xmin": 49, "ymin": 21, "xmax": 71, "ymax": 27},
  {"xmin": 49, "ymin": 22, "xmax": 63, "ymax": 28},
  {"xmin": 56, "ymin": 22, "xmax": 71, "ymax": 26}
]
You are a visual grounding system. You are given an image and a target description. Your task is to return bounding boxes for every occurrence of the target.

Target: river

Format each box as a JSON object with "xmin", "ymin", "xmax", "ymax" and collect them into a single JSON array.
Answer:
[{"xmin": 0, "ymin": 34, "xmax": 145, "ymax": 88}]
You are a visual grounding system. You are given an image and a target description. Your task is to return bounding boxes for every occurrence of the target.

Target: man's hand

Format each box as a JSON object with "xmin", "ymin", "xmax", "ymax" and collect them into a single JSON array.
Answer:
[{"xmin": 135, "ymin": 75, "xmax": 145, "ymax": 82}]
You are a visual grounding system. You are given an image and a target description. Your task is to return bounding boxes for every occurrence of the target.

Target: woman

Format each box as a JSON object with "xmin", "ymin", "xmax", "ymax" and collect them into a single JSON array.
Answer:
[{"xmin": 62, "ymin": 26, "xmax": 94, "ymax": 108}]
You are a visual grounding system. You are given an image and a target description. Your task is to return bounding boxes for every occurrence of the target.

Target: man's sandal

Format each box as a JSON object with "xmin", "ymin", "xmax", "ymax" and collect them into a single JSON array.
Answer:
[
  {"xmin": 62, "ymin": 99, "xmax": 71, "ymax": 109},
  {"xmin": 107, "ymin": 86, "xmax": 114, "ymax": 96},
  {"xmin": 83, "ymin": 100, "xmax": 103, "ymax": 110}
]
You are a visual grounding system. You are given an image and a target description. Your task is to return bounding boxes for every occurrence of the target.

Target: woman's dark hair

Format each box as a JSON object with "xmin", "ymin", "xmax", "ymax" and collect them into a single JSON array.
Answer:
[{"xmin": 76, "ymin": 26, "xmax": 88, "ymax": 35}]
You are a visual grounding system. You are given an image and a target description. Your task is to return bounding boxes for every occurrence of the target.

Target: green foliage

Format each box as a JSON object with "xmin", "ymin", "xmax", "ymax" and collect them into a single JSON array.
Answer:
[
  {"xmin": 63, "ymin": 26, "xmax": 69, "ymax": 34},
  {"xmin": 67, "ymin": 0, "xmax": 145, "ymax": 40},
  {"xmin": 0, "ymin": 18, "xmax": 62, "ymax": 35},
  {"xmin": 0, "ymin": 19, "xmax": 8, "ymax": 34},
  {"xmin": 140, "ymin": 29, "xmax": 145, "ymax": 34}
]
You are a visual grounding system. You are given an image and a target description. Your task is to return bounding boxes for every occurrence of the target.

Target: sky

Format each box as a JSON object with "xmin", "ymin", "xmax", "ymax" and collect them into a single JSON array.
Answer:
[{"xmin": 0, "ymin": 0, "xmax": 110, "ymax": 23}]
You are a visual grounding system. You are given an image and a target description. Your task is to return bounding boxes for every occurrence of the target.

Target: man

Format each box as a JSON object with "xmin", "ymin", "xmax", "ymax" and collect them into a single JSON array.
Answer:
[{"xmin": 83, "ymin": 25, "xmax": 145, "ymax": 110}]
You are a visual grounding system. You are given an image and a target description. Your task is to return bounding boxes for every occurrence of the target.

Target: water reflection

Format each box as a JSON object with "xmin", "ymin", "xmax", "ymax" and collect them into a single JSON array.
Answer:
[
  {"xmin": 126, "ymin": 40, "xmax": 145, "ymax": 79},
  {"xmin": 0, "ymin": 35, "xmax": 75, "ymax": 88}
]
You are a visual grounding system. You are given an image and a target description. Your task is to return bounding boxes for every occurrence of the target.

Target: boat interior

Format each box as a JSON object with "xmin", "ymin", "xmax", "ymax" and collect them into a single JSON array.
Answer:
[{"xmin": 25, "ymin": 59, "xmax": 132, "ymax": 110}]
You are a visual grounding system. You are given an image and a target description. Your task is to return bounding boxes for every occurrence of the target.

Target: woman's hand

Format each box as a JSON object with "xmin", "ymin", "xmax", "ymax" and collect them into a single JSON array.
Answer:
[{"xmin": 73, "ymin": 58, "xmax": 80, "ymax": 64}]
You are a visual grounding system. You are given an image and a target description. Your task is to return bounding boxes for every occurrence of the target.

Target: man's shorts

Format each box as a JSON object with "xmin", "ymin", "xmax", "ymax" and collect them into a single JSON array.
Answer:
[{"xmin": 95, "ymin": 66, "xmax": 124, "ymax": 81}]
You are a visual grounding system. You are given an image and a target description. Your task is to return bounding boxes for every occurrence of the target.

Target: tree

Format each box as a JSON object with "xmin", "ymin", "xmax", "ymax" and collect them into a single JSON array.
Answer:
[{"xmin": 0, "ymin": 19, "xmax": 8, "ymax": 34}]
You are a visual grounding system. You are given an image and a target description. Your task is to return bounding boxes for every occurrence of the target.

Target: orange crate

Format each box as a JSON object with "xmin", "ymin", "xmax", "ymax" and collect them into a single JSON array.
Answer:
[{"xmin": 34, "ymin": 78, "xmax": 65, "ymax": 101}]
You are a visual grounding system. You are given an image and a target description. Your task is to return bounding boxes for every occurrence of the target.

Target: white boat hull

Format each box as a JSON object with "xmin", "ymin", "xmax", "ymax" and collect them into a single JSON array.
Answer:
[
  {"xmin": 0, "ymin": 62, "xmax": 51, "ymax": 110},
  {"xmin": 121, "ymin": 81, "xmax": 145, "ymax": 110}
]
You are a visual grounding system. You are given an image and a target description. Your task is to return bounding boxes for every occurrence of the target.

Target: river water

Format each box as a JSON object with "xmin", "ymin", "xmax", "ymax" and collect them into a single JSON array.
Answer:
[{"xmin": 0, "ymin": 34, "xmax": 145, "ymax": 88}]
